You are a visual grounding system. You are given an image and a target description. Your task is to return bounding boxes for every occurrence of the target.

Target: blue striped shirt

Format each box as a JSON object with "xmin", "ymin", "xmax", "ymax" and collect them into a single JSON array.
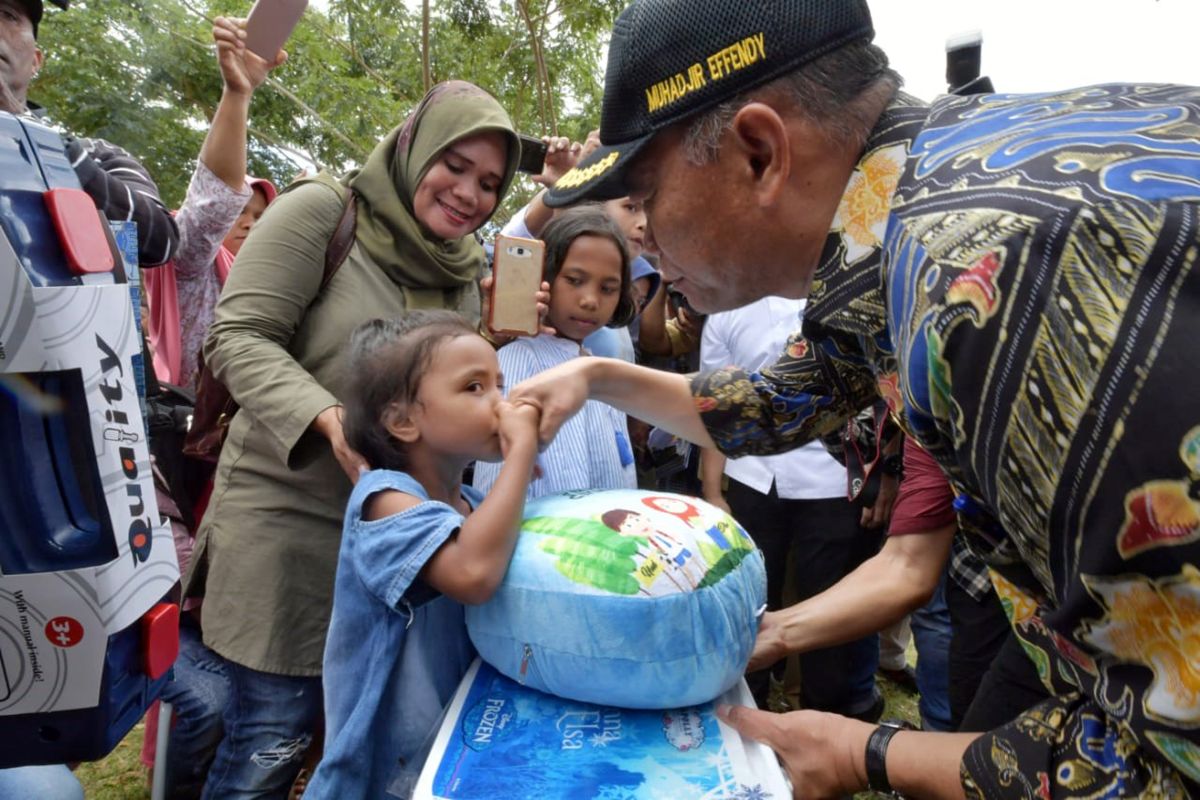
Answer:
[{"xmin": 473, "ymin": 334, "xmax": 636, "ymax": 499}]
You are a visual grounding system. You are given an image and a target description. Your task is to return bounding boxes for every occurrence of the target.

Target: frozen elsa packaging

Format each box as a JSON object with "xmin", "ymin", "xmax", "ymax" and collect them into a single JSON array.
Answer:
[{"xmin": 465, "ymin": 489, "xmax": 766, "ymax": 708}]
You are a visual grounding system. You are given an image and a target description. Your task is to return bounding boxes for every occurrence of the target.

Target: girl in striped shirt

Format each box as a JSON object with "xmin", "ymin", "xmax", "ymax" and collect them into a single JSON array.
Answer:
[{"xmin": 474, "ymin": 206, "xmax": 639, "ymax": 499}]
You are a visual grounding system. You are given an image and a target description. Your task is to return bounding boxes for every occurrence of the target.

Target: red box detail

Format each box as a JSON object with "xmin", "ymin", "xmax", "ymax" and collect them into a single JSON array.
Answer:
[
  {"xmin": 141, "ymin": 602, "xmax": 180, "ymax": 680},
  {"xmin": 43, "ymin": 188, "xmax": 114, "ymax": 275}
]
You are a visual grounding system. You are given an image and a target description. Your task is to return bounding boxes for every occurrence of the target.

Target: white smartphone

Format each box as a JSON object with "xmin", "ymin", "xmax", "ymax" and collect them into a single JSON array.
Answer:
[
  {"xmin": 489, "ymin": 235, "xmax": 545, "ymax": 337},
  {"xmin": 244, "ymin": 0, "xmax": 308, "ymax": 61}
]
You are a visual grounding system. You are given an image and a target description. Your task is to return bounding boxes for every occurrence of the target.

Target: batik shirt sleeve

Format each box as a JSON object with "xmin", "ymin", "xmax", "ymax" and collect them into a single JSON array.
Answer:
[{"xmin": 690, "ymin": 323, "xmax": 881, "ymax": 459}]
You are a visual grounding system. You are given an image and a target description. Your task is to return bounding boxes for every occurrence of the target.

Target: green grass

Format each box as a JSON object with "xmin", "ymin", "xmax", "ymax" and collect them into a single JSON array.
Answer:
[{"xmin": 74, "ymin": 722, "xmax": 149, "ymax": 799}]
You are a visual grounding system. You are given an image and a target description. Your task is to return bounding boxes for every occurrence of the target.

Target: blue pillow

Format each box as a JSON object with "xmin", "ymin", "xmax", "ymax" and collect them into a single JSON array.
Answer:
[{"xmin": 465, "ymin": 489, "xmax": 766, "ymax": 709}]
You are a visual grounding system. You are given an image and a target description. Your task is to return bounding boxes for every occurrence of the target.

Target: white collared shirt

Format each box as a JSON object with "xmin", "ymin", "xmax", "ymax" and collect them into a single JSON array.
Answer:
[{"xmin": 699, "ymin": 297, "xmax": 847, "ymax": 499}]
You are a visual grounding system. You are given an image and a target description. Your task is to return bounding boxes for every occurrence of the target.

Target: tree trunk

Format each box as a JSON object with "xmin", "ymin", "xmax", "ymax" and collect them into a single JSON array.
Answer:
[{"xmin": 422, "ymin": 0, "xmax": 432, "ymax": 91}]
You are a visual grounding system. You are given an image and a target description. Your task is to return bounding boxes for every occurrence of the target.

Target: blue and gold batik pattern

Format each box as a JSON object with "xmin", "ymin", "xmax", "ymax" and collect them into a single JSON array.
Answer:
[{"xmin": 693, "ymin": 84, "xmax": 1200, "ymax": 797}]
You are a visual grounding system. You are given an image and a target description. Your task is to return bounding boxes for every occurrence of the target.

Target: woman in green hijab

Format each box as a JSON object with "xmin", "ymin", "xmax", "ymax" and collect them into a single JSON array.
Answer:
[{"xmin": 183, "ymin": 81, "xmax": 522, "ymax": 798}]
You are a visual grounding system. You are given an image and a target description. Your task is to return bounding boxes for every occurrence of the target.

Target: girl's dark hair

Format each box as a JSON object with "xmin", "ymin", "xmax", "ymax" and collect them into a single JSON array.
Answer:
[
  {"xmin": 342, "ymin": 309, "xmax": 476, "ymax": 471},
  {"xmin": 541, "ymin": 206, "xmax": 637, "ymax": 328}
]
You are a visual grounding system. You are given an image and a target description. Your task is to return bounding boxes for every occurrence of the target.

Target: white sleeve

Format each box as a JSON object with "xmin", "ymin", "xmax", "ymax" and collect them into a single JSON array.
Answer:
[
  {"xmin": 499, "ymin": 204, "xmax": 534, "ymax": 239},
  {"xmin": 699, "ymin": 312, "xmax": 734, "ymax": 372}
]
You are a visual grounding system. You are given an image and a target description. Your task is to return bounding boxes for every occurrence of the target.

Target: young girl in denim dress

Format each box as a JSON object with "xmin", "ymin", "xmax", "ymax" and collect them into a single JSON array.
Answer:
[{"xmin": 307, "ymin": 311, "xmax": 541, "ymax": 798}]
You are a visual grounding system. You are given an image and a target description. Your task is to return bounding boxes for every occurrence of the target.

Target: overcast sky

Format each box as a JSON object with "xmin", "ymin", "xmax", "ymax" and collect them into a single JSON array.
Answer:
[
  {"xmin": 307, "ymin": 0, "xmax": 1200, "ymax": 106},
  {"xmin": 870, "ymin": 0, "xmax": 1200, "ymax": 100}
]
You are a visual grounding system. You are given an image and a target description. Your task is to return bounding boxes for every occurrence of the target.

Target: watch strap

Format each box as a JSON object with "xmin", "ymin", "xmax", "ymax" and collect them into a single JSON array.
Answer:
[
  {"xmin": 881, "ymin": 452, "xmax": 905, "ymax": 478},
  {"xmin": 865, "ymin": 720, "xmax": 906, "ymax": 793}
]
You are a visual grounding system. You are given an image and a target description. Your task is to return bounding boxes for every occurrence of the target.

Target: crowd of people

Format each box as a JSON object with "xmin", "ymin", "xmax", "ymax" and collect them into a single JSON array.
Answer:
[{"xmin": 2, "ymin": 0, "xmax": 1198, "ymax": 797}]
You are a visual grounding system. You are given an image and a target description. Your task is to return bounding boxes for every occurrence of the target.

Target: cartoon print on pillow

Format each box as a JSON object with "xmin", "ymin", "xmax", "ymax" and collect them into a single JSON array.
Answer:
[{"xmin": 522, "ymin": 495, "xmax": 755, "ymax": 597}]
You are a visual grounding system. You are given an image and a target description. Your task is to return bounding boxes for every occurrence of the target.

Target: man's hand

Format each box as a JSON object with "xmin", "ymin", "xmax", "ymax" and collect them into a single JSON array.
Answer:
[
  {"xmin": 717, "ymin": 706, "xmax": 872, "ymax": 799},
  {"xmin": 213, "ymin": 16, "xmax": 287, "ymax": 97},
  {"xmin": 313, "ymin": 405, "xmax": 368, "ymax": 484},
  {"xmin": 860, "ymin": 472, "xmax": 898, "ymax": 529},
  {"xmin": 509, "ymin": 360, "xmax": 593, "ymax": 450},
  {"xmin": 746, "ymin": 609, "xmax": 789, "ymax": 672}
]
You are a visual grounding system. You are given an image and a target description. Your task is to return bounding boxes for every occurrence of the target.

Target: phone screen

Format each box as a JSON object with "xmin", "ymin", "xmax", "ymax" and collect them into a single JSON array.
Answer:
[
  {"xmin": 490, "ymin": 235, "xmax": 544, "ymax": 336},
  {"xmin": 517, "ymin": 136, "xmax": 549, "ymax": 174}
]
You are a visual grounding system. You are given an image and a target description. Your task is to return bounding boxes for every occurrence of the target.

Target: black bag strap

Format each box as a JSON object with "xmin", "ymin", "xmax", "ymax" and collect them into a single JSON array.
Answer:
[{"xmin": 322, "ymin": 190, "xmax": 357, "ymax": 291}]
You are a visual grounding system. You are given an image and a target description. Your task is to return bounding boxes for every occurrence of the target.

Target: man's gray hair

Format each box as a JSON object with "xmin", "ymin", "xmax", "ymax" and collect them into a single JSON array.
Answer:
[{"xmin": 681, "ymin": 41, "xmax": 902, "ymax": 164}]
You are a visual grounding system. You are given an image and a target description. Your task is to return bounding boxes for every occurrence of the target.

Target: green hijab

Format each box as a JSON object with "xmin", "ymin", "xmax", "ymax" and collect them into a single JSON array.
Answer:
[{"xmin": 304, "ymin": 81, "xmax": 519, "ymax": 293}]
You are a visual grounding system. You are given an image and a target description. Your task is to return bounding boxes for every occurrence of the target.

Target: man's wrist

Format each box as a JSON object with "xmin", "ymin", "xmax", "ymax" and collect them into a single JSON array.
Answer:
[
  {"xmin": 865, "ymin": 720, "xmax": 914, "ymax": 795},
  {"xmin": 845, "ymin": 717, "xmax": 874, "ymax": 791}
]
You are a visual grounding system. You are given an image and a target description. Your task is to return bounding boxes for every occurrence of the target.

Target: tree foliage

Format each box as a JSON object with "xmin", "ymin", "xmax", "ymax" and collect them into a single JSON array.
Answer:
[{"xmin": 34, "ymin": 0, "xmax": 619, "ymax": 220}]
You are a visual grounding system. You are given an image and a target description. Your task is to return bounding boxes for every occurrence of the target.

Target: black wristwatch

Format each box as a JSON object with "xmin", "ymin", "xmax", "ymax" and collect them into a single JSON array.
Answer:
[{"xmin": 865, "ymin": 719, "xmax": 912, "ymax": 795}]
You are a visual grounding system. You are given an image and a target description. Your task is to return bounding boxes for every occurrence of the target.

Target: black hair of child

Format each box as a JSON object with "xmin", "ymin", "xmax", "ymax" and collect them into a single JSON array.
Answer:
[
  {"xmin": 342, "ymin": 309, "xmax": 476, "ymax": 472},
  {"xmin": 541, "ymin": 206, "xmax": 638, "ymax": 328}
]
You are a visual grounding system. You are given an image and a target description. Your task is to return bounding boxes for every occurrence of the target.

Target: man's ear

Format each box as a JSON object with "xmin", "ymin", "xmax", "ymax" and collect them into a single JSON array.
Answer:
[
  {"xmin": 383, "ymin": 402, "xmax": 420, "ymax": 444},
  {"xmin": 729, "ymin": 102, "xmax": 790, "ymax": 206}
]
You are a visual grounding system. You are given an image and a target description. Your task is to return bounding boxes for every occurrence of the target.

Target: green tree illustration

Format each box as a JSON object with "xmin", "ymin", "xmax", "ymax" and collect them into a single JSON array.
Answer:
[{"xmin": 523, "ymin": 516, "xmax": 644, "ymax": 596}]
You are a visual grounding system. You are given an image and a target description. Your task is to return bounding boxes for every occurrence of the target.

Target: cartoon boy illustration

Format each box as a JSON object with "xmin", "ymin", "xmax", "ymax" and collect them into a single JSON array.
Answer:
[{"xmin": 601, "ymin": 508, "xmax": 705, "ymax": 594}]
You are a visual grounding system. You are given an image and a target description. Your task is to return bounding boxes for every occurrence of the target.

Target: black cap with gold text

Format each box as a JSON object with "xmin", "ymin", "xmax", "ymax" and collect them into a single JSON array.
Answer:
[{"xmin": 545, "ymin": 0, "xmax": 874, "ymax": 207}]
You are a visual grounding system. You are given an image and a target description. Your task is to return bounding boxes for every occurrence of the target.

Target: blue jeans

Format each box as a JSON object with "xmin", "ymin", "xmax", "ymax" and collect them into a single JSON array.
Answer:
[
  {"xmin": 0, "ymin": 766, "xmax": 84, "ymax": 800},
  {"xmin": 160, "ymin": 617, "xmax": 230, "ymax": 798},
  {"xmin": 200, "ymin": 658, "xmax": 322, "ymax": 800},
  {"xmin": 911, "ymin": 569, "xmax": 953, "ymax": 731}
]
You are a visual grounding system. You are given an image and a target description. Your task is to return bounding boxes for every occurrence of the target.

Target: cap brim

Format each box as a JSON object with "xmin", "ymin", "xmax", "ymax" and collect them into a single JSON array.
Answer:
[
  {"xmin": 246, "ymin": 176, "xmax": 278, "ymax": 205},
  {"xmin": 544, "ymin": 134, "xmax": 652, "ymax": 208}
]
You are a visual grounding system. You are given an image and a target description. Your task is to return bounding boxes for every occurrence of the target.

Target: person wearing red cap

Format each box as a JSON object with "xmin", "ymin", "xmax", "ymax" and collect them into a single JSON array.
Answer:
[{"xmin": 514, "ymin": 0, "xmax": 1200, "ymax": 797}]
